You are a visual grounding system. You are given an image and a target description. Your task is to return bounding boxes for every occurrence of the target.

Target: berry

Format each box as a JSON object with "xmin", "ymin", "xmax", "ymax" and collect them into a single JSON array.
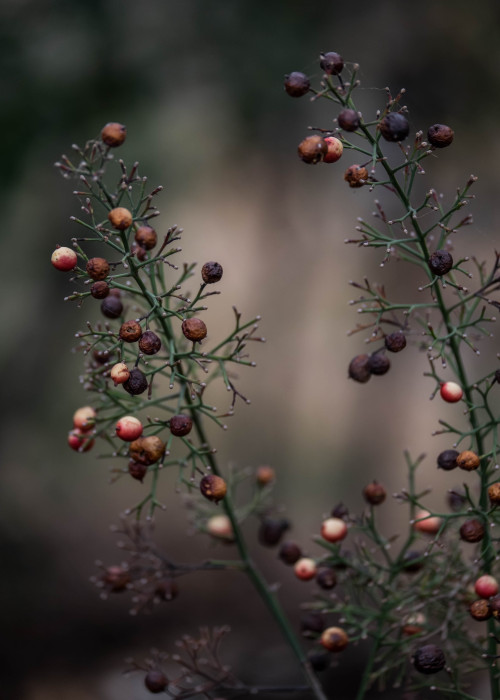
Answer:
[
  {"xmin": 131, "ymin": 241, "xmax": 148, "ymax": 261},
  {"xmin": 90, "ymin": 281, "xmax": 109, "ymax": 299},
  {"xmin": 321, "ymin": 517, "xmax": 348, "ymax": 543},
  {"xmin": 182, "ymin": 317, "xmax": 207, "ymax": 342},
  {"xmin": 284, "ymin": 71, "xmax": 310, "ymax": 97},
  {"xmin": 101, "ymin": 122, "xmax": 127, "ymax": 147},
  {"xmin": 297, "ymin": 135, "xmax": 328, "ymax": 164},
  {"xmin": 123, "ymin": 368, "xmax": 148, "ymax": 395},
  {"xmin": 73, "ymin": 406, "xmax": 96, "ymax": 432},
  {"xmin": 258, "ymin": 517, "xmax": 289, "ymax": 547},
  {"xmin": 144, "ymin": 670, "xmax": 168, "ymax": 693},
  {"xmin": 320, "ymin": 627, "xmax": 348, "ymax": 652},
  {"xmin": 429, "ymin": 250, "xmax": 453, "ymax": 276},
  {"xmin": 134, "ymin": 225, "xmax": 157, "ymax": 250},
  {"xmin": 379, "ymin": 112, "xmax": 410, "ymax": 142},
  {"xmin": 323, "ymin": 136, "xmax": 343, "ymax": 163},
  {"xmin": 207, "ymin": 514, "xmax": 234, "ymax": 540},
  {"xmin": 368, "ymin": 353, "xmax": 390, "ymax": 376},
  {"xmin": 488, "ymin": 482, "xmax": 500, "ymax": 505},
  {"xmin": 110, "ymin": 362, "xmax": 130, "ymax": 385},
  {"xmin": 344, "ymin": 164, "xmax": 368, "ymax": 188},
  {"xmin": 129, "ymin": 436, "xmax": 165, "ymax": 465},
  {"xmin": 437, "ymin": 449, "xmax": 459, "ymax": 471},
  {"xmin": 427, "ymin": 124, "xmax": 454, "ymax": 148},
  {"xmin": 300, "ymin": 612, "xmax": 325, "ymax": 635},
  {"xmin": 413, "ymin": 509, "xmax": 442, "ymax": 535},
  {"xmin": 319, "ymin": 51, "xmax": 344, "ymax": 75},
  {"xmin": 413, "ymin": 644, "xmax": 446, "ymax": 674},
  {"xmin": 51, "ymin": 246, "xmax": 77, "ymax": 271},
  {"xmin": 139, "ymin": 330, "xmax": 161, "ymax": 355},
  {"xmin": 363, "ymin": 481, "xmax": 386, "ymax": 505},
  {"xmin": 385, "ymin": 331, "xmax": 406, "ymax": 352},
  {"xmin": 256, "ymin": 465, "xmax": 275, "ymax": 486},
  {"xmin": 457, "ymin": 450, "xmax": 480, "ymax": 471},
  {"xmin": 316, "ymin": 567, "xmax": 337, "ymax": 590},
  {"xmin": 469, "ymin": 599, "xmax": 492, "ymax": 621},
  {"xmin": 490, "ymin": 595, "xmax": 500, "ymax": 618},
  {"xmin": 119, "ymin": 320, "xmax": 143, "ymax": 343},
  {"xmin": 459, "ymin": 518, "xmax": 485, "ymax": 543},
  {"xmin": 86, "ymin": 257, "xmax": 109, "ymax": 281},
  {"xmin": 294, "ymin": 557, "xmax": 317, "ymax": 581},
  {"xmin": 93, "ymin": 349, "xmax": 113, "ymax": 364},
  {"xmin": 337, "ymin": 109, "xmax": 360, "ymax": 132},
  {"xmin": 474, "ymin": 575, "xmax": 499, "ymax": 599},
  {"xmin": 278, "ymin": 541, "xmax": 302, "ymax": 565},
  {"xmin": 108, "ymin": 207, "xmax": 133, "ymax": 230},
  {"xmin": 68, "ymin": 428, "xmax": 94, "ymax": 452},
  {"xmin": 102, "ymin": 565, "xmax": 130, "ymax": 592},
  {"xmin": 402, "ymin": 624, "xmax": 423, "ymax": 636},
  {"xmin": 128, "ymin": 460, "xmax": 148, "ymax": 482},
  {"xmin": 155, "ymin": 578, "xmax": 179, "ymax": 601},
  {"xmin": 101, "ymin": 295, "xmax": 123, "ymax": 319},
  {"xmin": 115, "ymin": 416, "xmax": 143, "ymax": 442},
  {"xmin": 200, "ymin": 474, "xmax": 227, "ymax": 503},
  {"xmin": 402, "ymin": 550, "xmax": 424, "ymax": 573},
  {"xmin": 440, "ymin": 381, "xmax": 463, "ymax": 403},
  {"xmin": 201, "ymin": 261, "xmax": 223, "ymax": 284},
  {"xmin": 169, "ymin": 414, "xmax": 193, "ymax": 437},
  {"xmin": 348, "ymin": 354, "xmax": 371, "ymax": 383}
]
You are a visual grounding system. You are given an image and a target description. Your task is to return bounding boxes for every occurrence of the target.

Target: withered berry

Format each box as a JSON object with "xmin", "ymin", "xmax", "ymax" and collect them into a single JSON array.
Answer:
[
  {"xmin": 429, "ymin": 250, "xmax": 453, "ymax": 276},
  {"xmin": 123, "ymin": 368, "xmax": 148, "ymax": 395},
  {"xmin": 128, "ymin": 460, "xmax": 148, "ymax": 482},
  {"xmin": 144, "ymin": 670, "xmax": 168, "ymax": 693},
  {"xmin": 344, "ymin": 164, "xmax": 368, "ymax": 188},
  {"xmin": 427, "ymin": 124, "xmax": 454, "ymax": 148},
  {"xmin": 297, "ymin": 135, "xmax": 328, "ymax": 164},
  {"xmin": 490, "ymin": 595, "xmax": 500, "ymax": 618},
  {"xmin": 488, "ymin": 482, "xmax": 500, "ymax": 505},
  {"xmin": 495, "ymin": 369, "xmax": 500, "ymax": 384},
  {"xmin": 279, "ymin": 541, "xmax": 302, "ymax": 565},
  {"xmin": 93, "ymin": 349, "xmax": 113, "ymax": 364},
  {"xmin": 201, "ymin": 261, "xmax": 223, "ymax": 284},
  {"xmin": 108, "ymin": 207, "xmax": 133, "ymax": 230},
  {"xmin": 413, "ymin": 644, "xmax": 446, "ymax": 674},
  {"xmin": 459, "ymin": 519, "xmax": 485, "ymax": 543},
  {"xmin": 338, "ymin": 108, "xmax": 360, "ymax": 132},
  {"xmin": 363, "ymin": 481, "xmax": 386, "ymax": 505},
  {"xmin": 258, "ymin": 517, "xmax": 289, "ymax": 547},
  {"xmin": 110, "ymin": 362, "xmax": 130, "ymax": 385},
  {"xmin": 200, "ymin": 474, "xmax": 227, "ymax": 503},
  {"xmin": 457, "ymin": 450, "xmax": 480, "ymax": 471},
  {"xmin": 284, "ymin": 72, "xmax": 310, "ymax": 97},
  {"xmin": 86, "ymin": 257, "xmax": 109, "ymax": 281},
  {"xmin": 135, "ymin": 225, "xmax": 157, "ymax": 250},
  {"xmin": 316, "ymin": 567, "xmax": 337, "ymax": 590},
  {"xmin": 182, "ymin": 317, "xmax": 207, "ymax": 342},
  {"xmin": 437, "ymin": 449, "xmax": 459, "ymax": 471},
  {"xmin": 119, "ymin": 320, "xmax": 143, "ymax": 343},
  {"xmin": 169, "ymin": 414, "xmax": 193, "ymax": 437},
  {"xmin": 101, "ymin": 295, "xmax": 123, "ymax": 319},
  {"xmin": 320, "ymin": 627, "xmax": 348, "ymax": 652},
  {"xmin": 131, "ymin": 241, "xmax": 148, "ymax": 261},
  {"xmin": 319, "ymin": 51, "xmax": 344, "ymax": 75},
  {"xmin": 368, "ymin": 353, "xmax": 390, "ymax": 376},
  {"xmin": 385, "ymin": 331, "xmax": 406, "ymax": 352},
  {"xmin": 129, "ymin": 436, "xmax": 165, "ymax": 465},
  {"xmin": 348, "ymin": 354, "xmax": 371, "ymax": 383},
  {"xmin": 101, "ymin": 122, "xmax": 127, "ymax": 147},
  {"xmin": 139, "ymin": 330, "xmax": 161, "ymax": 355},
  {"xmin": 379, "ymin": 112, "xmax": 410, "ymax": 142},
  {"xmin": 469, "ymin": 599, "xmax": 492, "ymax": 621},
  {"xmin": 90, "ymin": 281, "xmax": 109, "ymax": 299}
]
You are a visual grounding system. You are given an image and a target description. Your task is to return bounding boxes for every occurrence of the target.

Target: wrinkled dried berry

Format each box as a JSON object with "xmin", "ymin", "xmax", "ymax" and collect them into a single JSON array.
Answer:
[
  {"xmin": 319, "ymin": 51, "xmax": 344, "ymax": 75},
  {"xmin": 200, "ymin": 474, "xmax": 227, "ymax": 503},
  {"xmin": 338, "ymin": 108, "xmax": 360, "ymax": 132},
  {"xmin": 134, "ymin": 225, "xmax": 157, "ymax": 250},
  {"xmin": 128, "ymin": 460, "xmax": 148, "ymax": 482},
  {"xmin": 298, "ymin": 135, "xmax": 328, "ymax": 164},
  {"xmin": 344, "ymin": 164, "xmax": 368, "ymax": 188},
  {"xmin": 130, "ymin": 436, "xmax": 165, "ymax": 466},
  {"xmin": 348, "ymin": 354, "xmax": 371, "ymax": 383},
  {"xmin": 169, "ymin": 414, "xmax": 193, "ymax": 437},
  {"xmin": 139, "ymin": 330, "xmax": 161, "ymax": 355},
  {"xmin": 108, "ymin": 207, "xmax": 133, "ymax": 230},
  {"xmin": 488, "ymin": 482, "xmax": 500, "ymax": 505},
  {"xmin": 460, "ymin": 519, "xmax": 485, "ymax": 543},
  {"xmin": 457, "ymin": 450, "xmax": 480, "ymax": 471},
  {"xmin": 201, "ymin": 261, "xmax": 223, "ymax": 284},
  {"xmin": 429, "ymin": 250, "xmax": 453, "ymax": 276},
  {"xmin": 90, "ymin": 281, "xmax": 109, "ymax": 299},
  {"xmin": 182, "ymin": 317, "xmax": 207, "ymax": 342},
  {"xmin": 385, "ymin": 331, "xmax": 406, "ymax": 352},
  {"xmin": 413, "ymin": 644, "xmax": 446, "ymax": 674},
  {"xmin": 469, "ymin": 599, "xmax": 491, "ymax": 621},
  {"xmin": 123, "ymin": 368, "xmax": 148, "ymax": 395},
  {"xmin": 437, "ymin": 449, "xmax": 459, "ymax": 471},
  {"xmin": 379, "ymin": 112, "xmax": 410, "ymax": 142},
  {"xmin": 101, "ymin": 122, "xmax": 127, "ymax": 147},
  {"xmin": 119, "ymin": 320, "xmax": 143, "ymax": 343},
  {"xmin": 284, "ymin": 72, "xmax": 310, "ymax": 97},
  {"xmin": 258, "ymin": 517, "xmax": 289, "ymax": 547},
  {"xmin": 427, "ymin": 124, "xmax": 454, "ymax": 148},
  {"xmin": 101, "ymin": 295, "xmax": 123, "ymax": 319},
  {"xmin": 368, "ymin": 353, "xmax": 390, "ymax": 376},
  {"xmin": 86, "ymin": 257, "xmax": 109, "ymax": 281}
]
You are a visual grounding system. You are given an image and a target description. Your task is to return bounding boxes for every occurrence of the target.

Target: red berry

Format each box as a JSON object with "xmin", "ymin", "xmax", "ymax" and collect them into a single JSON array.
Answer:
[
  {"xmin": 68, "ymin": 428, "xmax": 94, "ymax": 452},
  {"xmin": 116, "ymin": 416, "xmax": 143, "ymax": 442},
  {"xmin": 323, "ymin": 136, "xmax": 343, "ymax": 163},
  {"xmin": 73, "ymin": 406, "xmax": 96, "ymax": 432},
  {"xmin": 475, "ymin": 575, "xmax": 499, "ymax": 599},
  {"xmin": 294, "ymin": 557, "xmax": 317, "ymax": 581},
  {"xmin": 51, "ymin": 246, "xmax": 78, "ymax": 271},
  {"xmin": 321, "ymin": 517, "xmax": 348, "ymax": 543},
  {"xmin": 413, "ymin": 509, "xmax": 442, "ymax": 535},
  {"xmin": 440, "ymin": 381, "xmax": 463, "ymax": 403}
]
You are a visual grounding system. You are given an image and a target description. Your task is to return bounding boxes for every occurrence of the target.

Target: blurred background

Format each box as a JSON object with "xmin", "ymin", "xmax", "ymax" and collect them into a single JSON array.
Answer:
[{"xmin": 2, "ymin": 0, "xmax": 500, "ymax": 697}]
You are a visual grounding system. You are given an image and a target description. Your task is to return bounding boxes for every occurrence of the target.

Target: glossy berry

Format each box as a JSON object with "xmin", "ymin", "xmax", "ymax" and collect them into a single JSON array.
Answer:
[
  {"xmin": 115, "ymin": 415, "xmax": 143, "ymax": 442},
  {"xmin": 294, "ymin": 557, "xmax": 317, "ymax": 581},
  {"xmin": 319, "ymin": 51, "xmax": 344, "ymax": 75},
  {"xmin": 128, "ymin": 460, "xmax": 148, "ymax": 482},
  {"xmin": 338, "ymin": 109, "xmax": 360, "ymax": 132},
  {"xmin": 344, "ymin": 164, "xmax": 368, "ymax": 188},
  {"xmin": 279, "ymin": 541, "xmax": 302, "ymax": 565},
  {"xmin": 101, "ymin": 295, "xmax": 123, "ymax": 319},
  {"xmin": 368, "ymin": 353, "xmax": 390, "ymax": 376},
  {"xmin": 200, "ymin": 474, "xmax": 227, "ymax": 503},
  {"xmin": 363, "ymin": 481, "xmax": 386, "ymax": 505},
  {"xmin": 440, "ymin": 381, "xmax": 463, "ymax": 403},
  {"xmin": 108, "ymin": 207, "xmax": 133, "ymax": 230},
  {"xmin": 379, "ymin": 112, "xmax": 409, "ymax": 142},
  {"xmin": 429, "ymin": 250, "xmax": 453, "ymax": 276},
  {"xmin": 68, "ymin": 428, "xmax": 94, "ymax": 452},
  {"xmin": 323, "ymin": 136, "xmax": 343, "ymax": 163},
  {"xmin": 475, "ymin": 575, "xmax": 499, "ymax": 599},
  {"xmin": 385, "ymin": 331, "xmax": 406, "ymax": 352},
  {"xmin": 129, "ymin": 435, "xmax": 165, "ymax": 465},
  {"xmin": 256, "ymin": 465, "xmax": 275, "ymax": 486},
  {"xmin": 413, "ymin": 509, "xmax": 442, "ymax": 535},
  {"xmin": 321, "ymin": 517, "xmax": 348, "ymax": 543},
  {"xmin": 207, "ymin": 514, "xmax": 234, "ymax": 540},
  {"xmin": 413, "ymin": 644, "xmax": 446, "ymax": 674},
  {"xmin": 119, "ymin": 320, "xmax": 142, "ymax": 343},
  {"xmin": 488, "ymin": 482, "xmax": 500, "ymax": 505},
  {"xmin": 427, "ymin": 124, "xmax": 454, "ymax": 148},
  {"xmin": 51, "ymin": 246, "xmax": 77, "ymax": 271},
  {"xmin": 86, "ymin": 257, "xmax": 109, "ymax": 281},
  {"xmin": 437, "ymin": 449, "xmax": 459, "ymax": 471},
  {"xmin": 102, "ymin": 565, "xmax": 130, "ymax": 592},
  {"xmin": 460, "ymin": 518, "xmax": 485, "ymax": 543},
  {"xmin": 101, "ymin": 122, "xmax": 127, "ymax": 147},
  {"xmin": 139, "ymin": 330, "xmax": 161, "ymax": 355},
  {"xmin": 297, "ymin": 135, "xmax": 328, "ymax": 164},
  {"xmin": 469, "ymin": 599, "xmax": 492, "ymax": 621},
  {"xmin": 135, "ymin": 225, "xmax": 157, "ymax": 250},
  {"xmin": 348, "ymin": 354, "xmax": 371, "ymax": 383},
  {"xmin": 169, "ymin": 414, "xmax": 193, "ymax": 437},
  {"xmin": 316, "ymin": 567, "xmax": 337, "ymax": 590},
  {"xmin": 284, "ymin": 72, "xmax": 310, "ymax": 97},
  {"xmin": 90, "ymin": 281, "xmax": 109, "ymax": 299},
  {"xmin": 123, "ymin": 368, "xmax": 148, "ymax": 395},
  {"xmin": 201, "ymin": 261, "xmax": 223, "ymax": 284},
  {"xmin": 258, "ymin": 517, "xmax": 289, "ymax": 547},
  {"xmin": 182, "ymin": 317, "xmax": 207, "ymax": 342},
  {"xmin": 320, "ymin": 627, "xmax": 348, "ymax": 652},
  {"xmin": 457, "ymin": 450, "xmax": 480, "ymax": 471},
  {"xmin": 110, "ymin": 362, "xmax": 130, "ymax": 385},
  {"xmin": 144, "ymin": 670, "xmax": 168, "ymax": 693}
]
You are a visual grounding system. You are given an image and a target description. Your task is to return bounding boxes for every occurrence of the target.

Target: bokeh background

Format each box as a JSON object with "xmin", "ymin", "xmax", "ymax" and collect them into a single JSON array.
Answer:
[{"xmin": 3, "ymin": 0, "xmax": 500, "ymax": 698}]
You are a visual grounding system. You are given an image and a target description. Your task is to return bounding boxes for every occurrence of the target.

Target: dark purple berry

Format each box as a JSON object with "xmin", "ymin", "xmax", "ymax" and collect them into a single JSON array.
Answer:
[
  {"xmin": 123, "ymin": 368, "xmax": 148, "ymax": 395},
  {"xmin": 144, "ymin": 670, "xmax": 168, "ymax": 693},
  {"xmin": 437, "ymin": 449, "xmax": 459, "ymax": 471},
  {"xmin": 429, "ymin": 250, "xmax": 453, "ymax": 276},
  {"xmin": 348, "ymin": 354, "xmax": 371, "ymax": 383},
  {"xmin": 101, "ymin": 295, "xmax": 123, "ymax": 319},
  {"xmin": 427, "ymin": 124, "xmax": 454, "ymax": 148},
  {"xmin": 379, "ymin": 112, "xmax": 410, "ymax": 142},
  {"xmin": 316, "ymin": 567, "xmax": 337, "ymax": 590},
  {"xmin": 258, "ymin": 517, "xmax": 290, "ymax": 547},
  {"xmin": 319, "ymin": 51, "xmax": 343, "ymax": 75},
  {"xmin": 459, "ymin": 518, "xmax": 485, "ymax": 543},
  {"xmin": 368, "ymin": 353, "xmax": 390, "ymax": 376},
  {"xmin": 139, "ymin": 330, "xmax": 161, "ymax": 355},
  {"xmin": 338, "ymin": 108, "xmax": 360, "ymax": 132},
  {"xmin": 201, "ymin": 261, "xmax": 223, "ymax": 284},
  {"xmin": 413, "ymin": 644, "xmax": 446, "ymax": 675},
  {"xmin": 284, "ymin": 72, "xmax": 310, "ymax": 97},
  {"xmin": 385, "ymin": 331, "xmax": 406, "ymax": 352},
  {"xmin": 279, "ymin": 541, "xmax": 302, "ymax": 565}
]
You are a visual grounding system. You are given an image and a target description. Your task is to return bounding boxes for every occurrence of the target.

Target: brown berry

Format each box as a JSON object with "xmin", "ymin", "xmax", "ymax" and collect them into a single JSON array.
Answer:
[
  {"xmin": 169, "ymin": 414, "xmax": 193, "ymax": 437},
  {"xmin": 139, "ymin": 330, "xmax": 161, "ymax": 355},
  {"xmin": 427, "ymin": 124, "xmax": 454, "ymax": 148},
  {"xmin": 101, "ymin": 122, "xmax": 127, "ymax": 147},
  {"xmin": 279, "ymin": 541, "xmax": 302, "ymax": 565},
  {"xmin": 86, "ymin": 257, "xmax": 109, "ymax": 281},
  {"xmin": 469, "ymin": 599, "xmax": 492, "ymax": 621},
  {"xmin": 108, "ymin": 207, "xmax": 133, "ymax": 230},
  {"xmin": 90, "ymin": 281, "xmax": 109, "ymax": 299},
  {"xmin": 256, "ymin": 465, "xmax": 275, "ymax": 486},
  {"xmin": 457, "ymin": 450, "xmax": 480, "ymax": 471},
  {"xmin": 93, "ymin": 349, "xmax": 113, "ymax": 364},
  {"xmin": 182, "ymin": 317, "xmax": 207, "ymax": 342},
  {"xmin": 488, "ymin": 482, "xmax": 500, "ymax": 505},
  {"xmin": 201, "ymin": 261, "xmax": 223, "ymax": 284},
  {"xmin": 319, "ymin": 52, "xmax": 344, "ymax": 75},
  {"xmin": 363, "ymin": 481, "xmax": 386, "ymax": 505},
  {"xmin": 338, "ymin": 108, "xmax": 360, "ymax": 132},
  {"xmin": 348, "ymin": 354, "xmax": 371, "ymax": 383},
  {"xmin": 128, "ymin": 460, "xmax": 148, "ymax": 482},
  {"xmin": 379, "ymin": 112, "xmax": 410, "ymax": 142},
  {"xmin": 200, "ymin": 474, "xmax": 227, "ymax": 503},
  {"xmin": 459, "ymin": 518, "xmax": 485, "ymax": 543},
  {"xmin": 344, "ymin": 164, "xmax": 368, "ymax": 188},
  {"xmin": 119, "ymin": 320, "xmax": 143, "ymax": 343},
  {"xmin": 437, "ymin": 449, "xmax": 459, "ymax": 471},
  {"xmin": 320, "ymin": 626, "xmax": 348, "ymax": 652},
  {"xmin": 368, "ymin": 353, "xmax": 390, "ymax": 376},
  {"xmin": 297, "ymin": 135, "xmax": 328, "ymax": 164},
  {"xmin": 135, "ymin": 225, "xmax": 157, "ymax": 250},
  {"xmin": 316, "ymin": 567, "xmax": 337, "ymax": 590},
  {"xmin": 413, "ymin": 644, "xmax": 446, "ymax": 675},
  {"xmin": 102, "ymin": 565, "xmax": 130, "ymax": 592},
  {"xmin": 284, "ymin": 71, "xmax": 310, "ymax": 97},
  {"xmin": 429, "ymin": 250, "xmax": 453, "ymax": 276},
  {"xmin": 385, "ymin": 331, "xmax": 406, "ymax": 353},
  {"xmin": 101, "ymin": 295, "xmax": 123, "ymax": 319},
  {"xmin": 123, "ymin": 368, "xmax": 148, "ymax": 395},
  {"xmin": 490, "ymin": 595, "xmax": 500, "ymax": 618},
  {"xmin": 144, "ymin": 670, "xmax": 168, "ymax": 693},
  {"xmin": 131, "ymin": 241, "xmax": 148, "ymax": 261},
  {"xmin": 129, "ymin": 436, "xmax": 165, "ymax": 465},
  {"xmin": 258, "ymin": 517, "xmax": 289, "ymax": 547}
]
